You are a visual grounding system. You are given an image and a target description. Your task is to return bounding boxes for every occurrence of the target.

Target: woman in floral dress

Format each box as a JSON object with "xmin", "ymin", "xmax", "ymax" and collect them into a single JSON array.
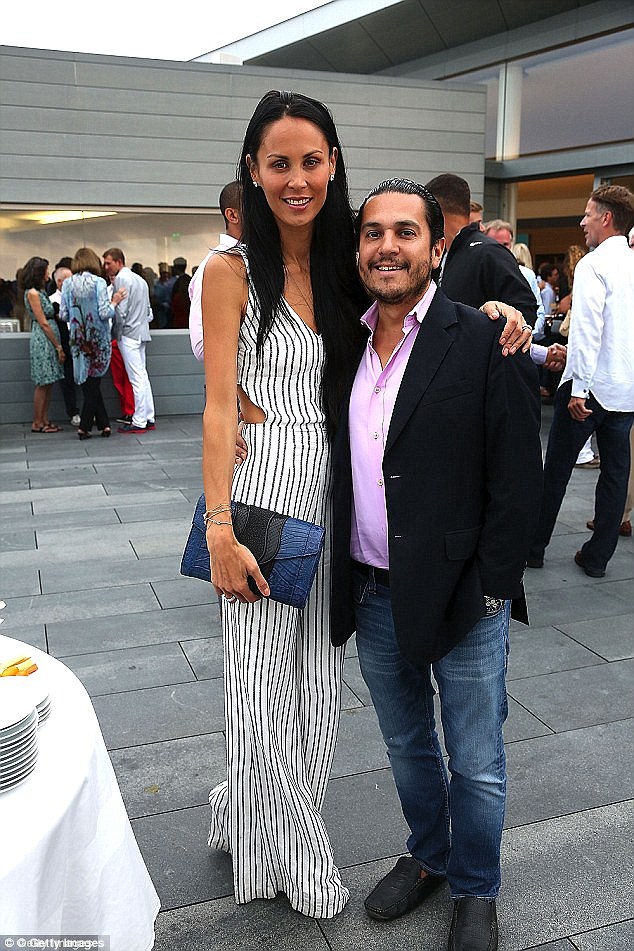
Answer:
[{"xmin": 23, "ymin": 256, "xmax": 65, "ymax": 433}]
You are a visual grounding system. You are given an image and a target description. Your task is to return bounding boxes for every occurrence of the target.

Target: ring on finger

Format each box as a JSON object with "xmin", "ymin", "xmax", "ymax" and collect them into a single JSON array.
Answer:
[
  {"xmin": 521, "ymin": 325, "xmax": 531, "ymax": 332},
  {"xmin": 224, "ymin": 594, "xmax": 237, "ymax": 603}
]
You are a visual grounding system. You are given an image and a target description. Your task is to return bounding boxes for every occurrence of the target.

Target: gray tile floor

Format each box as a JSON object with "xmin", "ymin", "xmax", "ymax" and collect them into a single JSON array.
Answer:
[{"xmin": 1, "ymin": 409, "xmax": 632, "ymax": 951}]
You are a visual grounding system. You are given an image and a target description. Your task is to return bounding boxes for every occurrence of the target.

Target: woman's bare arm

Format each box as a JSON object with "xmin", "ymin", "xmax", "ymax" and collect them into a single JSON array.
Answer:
[{"xmin": 201, "ymin": 253, "xmax": 269, "ymax": 603}]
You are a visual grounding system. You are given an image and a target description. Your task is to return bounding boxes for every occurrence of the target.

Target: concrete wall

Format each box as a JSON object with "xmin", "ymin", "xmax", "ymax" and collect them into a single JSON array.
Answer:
[
  {"xmin": 0, "ymin": 330, "xmax": 205, "ymax": 425},
  {"xmin": 0, "ymin": 45, "xmax": 487, "ymax": 213}
]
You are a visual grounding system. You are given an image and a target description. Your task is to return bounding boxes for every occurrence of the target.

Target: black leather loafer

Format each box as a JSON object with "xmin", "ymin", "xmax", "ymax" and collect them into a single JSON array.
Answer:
[
  {"xmin": 448, "ymin": 897, "xmax": 498, "ymax": 951},
  {"xmin": 364, "ymin": 856, "xmax": 445, "ymax": 921},
  {"xmin": 574, "ymin": 550, "xmax": 605, "ymax": 578}
]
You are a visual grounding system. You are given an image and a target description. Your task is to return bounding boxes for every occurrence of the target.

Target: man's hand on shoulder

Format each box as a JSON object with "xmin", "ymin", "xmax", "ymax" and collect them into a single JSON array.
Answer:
[{"xmin": 479, "ymin": 301, "xmax": 532, "ymax": 356}]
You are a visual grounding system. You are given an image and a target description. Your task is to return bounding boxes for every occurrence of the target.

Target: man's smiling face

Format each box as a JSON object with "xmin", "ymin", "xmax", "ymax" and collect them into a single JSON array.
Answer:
[{"xmin": 357, "ymin": 191, "xmax": 444, "ymax": 308}]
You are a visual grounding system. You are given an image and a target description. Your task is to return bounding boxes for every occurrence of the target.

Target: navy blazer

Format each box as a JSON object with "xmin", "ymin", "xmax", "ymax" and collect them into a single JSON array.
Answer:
[{"xmin": 330, "ymin": 289, "xmax": 543, "ymax": 667}]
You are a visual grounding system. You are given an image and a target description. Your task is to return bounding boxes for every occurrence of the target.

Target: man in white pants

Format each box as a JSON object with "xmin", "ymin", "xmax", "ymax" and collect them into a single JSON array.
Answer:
[{"xmin": 103, "ymin": 248, "xmax": 156, "ymax": 433}]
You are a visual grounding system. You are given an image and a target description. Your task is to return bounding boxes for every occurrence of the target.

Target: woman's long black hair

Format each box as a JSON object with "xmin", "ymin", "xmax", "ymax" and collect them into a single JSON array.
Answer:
[{"xmin": 238, "ymin": 89, "xmax": 368, "ymax": 440}]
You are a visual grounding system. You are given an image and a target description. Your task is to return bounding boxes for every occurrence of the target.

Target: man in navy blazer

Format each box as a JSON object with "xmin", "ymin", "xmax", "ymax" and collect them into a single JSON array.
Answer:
[{"xmin": 329, "ymin": 180, "xmax": 542, "ymax": 951}]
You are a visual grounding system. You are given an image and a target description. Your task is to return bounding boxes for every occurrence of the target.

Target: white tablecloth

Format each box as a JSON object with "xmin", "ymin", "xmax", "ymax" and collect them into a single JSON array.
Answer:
[{"xmin": 0, "ymin": 634, "xmax": 160, "ymax": 949}]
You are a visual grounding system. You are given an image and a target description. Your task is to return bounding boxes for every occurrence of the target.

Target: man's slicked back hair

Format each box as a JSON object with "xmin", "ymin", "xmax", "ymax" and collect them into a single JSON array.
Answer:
[{"xmin": 356, "ymin": 178, "xmax": 445, "ymax": 245}]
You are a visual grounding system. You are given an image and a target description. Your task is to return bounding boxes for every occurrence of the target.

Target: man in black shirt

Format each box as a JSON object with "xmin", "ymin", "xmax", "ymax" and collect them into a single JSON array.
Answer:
[{"xmin": 426, "ymin": 174, "xmax": 538, "ymax": 327}]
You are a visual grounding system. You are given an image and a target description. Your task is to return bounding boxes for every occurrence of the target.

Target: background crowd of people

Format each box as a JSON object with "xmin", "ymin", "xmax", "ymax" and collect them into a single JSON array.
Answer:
[
  {"xmin": 2, "ymin": 254, "xmax": 197, "ymax": 333},
  {"xmin": 16, "ymin": 246, "xmax": 160, "ymax": 436}
]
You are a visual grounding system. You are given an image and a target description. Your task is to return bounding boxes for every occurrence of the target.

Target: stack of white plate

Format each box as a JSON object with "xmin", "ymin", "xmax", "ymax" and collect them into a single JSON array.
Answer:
[
  {"xmin": 37, "ymin": 692, "xmax": 51, "ymax": 724},
  {"xmin": 24, "ymin": 666, "xmax": 51, "ymax": 726},
  {"xmin": 0, "ymin": 678, "xmax": 39, "ymax": 791}
]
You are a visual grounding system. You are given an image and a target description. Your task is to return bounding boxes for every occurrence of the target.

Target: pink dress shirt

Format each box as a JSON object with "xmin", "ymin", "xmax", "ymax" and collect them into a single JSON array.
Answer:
[{"xmin": 349, "ymin": 283, "xmax": 437, "ymax": 568}]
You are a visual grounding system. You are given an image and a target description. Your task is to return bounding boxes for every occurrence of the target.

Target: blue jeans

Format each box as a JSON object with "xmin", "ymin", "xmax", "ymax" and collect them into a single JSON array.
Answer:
[
  {"xmin": 529, "ymin": 381, "xmax": 634, "ymax": 570},
  {"xmin": 354, "ymin": 568, "xmax": 510, "ymax": 898}
]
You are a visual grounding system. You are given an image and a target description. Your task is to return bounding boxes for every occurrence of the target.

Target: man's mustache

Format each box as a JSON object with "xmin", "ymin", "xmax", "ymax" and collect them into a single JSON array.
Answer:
[{"xmin": 366, "ymin": 258, "xmax": 408, "ymax": 270}]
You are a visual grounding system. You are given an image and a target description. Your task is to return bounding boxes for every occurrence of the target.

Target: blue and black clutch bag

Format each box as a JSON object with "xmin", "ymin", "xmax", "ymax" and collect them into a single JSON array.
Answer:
[{"xmin": 181, "ymin": 495, "xmax": 325, "ymax": 610}]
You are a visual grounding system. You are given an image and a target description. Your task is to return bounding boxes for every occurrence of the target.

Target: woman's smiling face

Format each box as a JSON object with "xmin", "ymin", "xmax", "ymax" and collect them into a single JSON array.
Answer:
[{"xmin": 247, "ymin": 116, "xmax": 336, "ymax": 232}]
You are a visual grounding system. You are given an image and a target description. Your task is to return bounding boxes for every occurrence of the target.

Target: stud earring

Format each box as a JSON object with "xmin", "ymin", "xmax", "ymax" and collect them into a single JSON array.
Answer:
[{"xmin": 329, "ymin": 173, "xmax": 335, "ymax": 182}]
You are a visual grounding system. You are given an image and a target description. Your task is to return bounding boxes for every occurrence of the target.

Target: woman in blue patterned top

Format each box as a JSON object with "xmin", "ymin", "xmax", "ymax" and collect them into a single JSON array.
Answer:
[
  {"xmin": 22, "ymin": 256, "xmax": 65, "ymax": 433},
  {"xmin": 60, "ymin": 247, "xmax": 126, "ymax": 439}
]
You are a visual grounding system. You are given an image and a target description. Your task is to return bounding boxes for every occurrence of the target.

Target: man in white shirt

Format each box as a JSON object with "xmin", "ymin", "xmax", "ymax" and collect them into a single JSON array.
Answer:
[
  {"xmin": 189, "ymin": 181, "xmax": 242, "ymax": 361},
  {"xmin": 527, "ymin": 184, "xmax": 634, "ymax": 577},
  {"xmin": 102, "ymin": 247, "xmax": 156, "ymax": 434},
  {"xmin": 48, "ymin": 266, "xmax": 71, "ymax": 308}
]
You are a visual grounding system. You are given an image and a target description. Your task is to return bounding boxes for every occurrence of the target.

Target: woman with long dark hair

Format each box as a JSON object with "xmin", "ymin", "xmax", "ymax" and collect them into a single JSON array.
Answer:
[
  {"xmin": 60, "ymin": 247, "xmax": 126, "ymax": 439},
  {"xmin": 201, "ymin": 90, "xmax": 367, "ymax": 918},
  {"xmin": 22, "ymin": 256, "xmax": 65, "ymax": 433}
]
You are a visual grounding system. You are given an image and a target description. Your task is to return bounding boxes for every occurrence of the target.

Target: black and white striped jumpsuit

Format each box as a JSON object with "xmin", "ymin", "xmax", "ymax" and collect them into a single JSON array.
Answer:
[{"xmin": 208, "ymin": 253, "xmax": 349, "ymax": 918}]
